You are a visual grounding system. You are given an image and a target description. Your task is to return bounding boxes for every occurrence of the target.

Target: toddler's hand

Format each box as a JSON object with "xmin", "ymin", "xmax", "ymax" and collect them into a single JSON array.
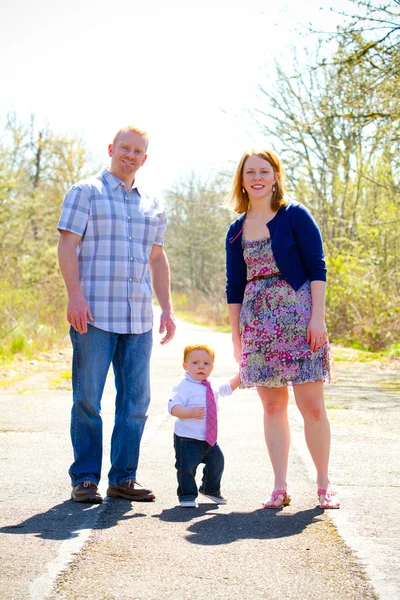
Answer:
[{"xmin": 190, "ymin": 406, "xmax": 206, "ymax": 419}]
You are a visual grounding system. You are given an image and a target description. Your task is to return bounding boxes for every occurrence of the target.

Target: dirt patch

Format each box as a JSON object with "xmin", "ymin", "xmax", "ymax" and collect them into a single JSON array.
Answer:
[{"xmin": 0, "ymin": 348, "xmax": 72, "ymax": 392}]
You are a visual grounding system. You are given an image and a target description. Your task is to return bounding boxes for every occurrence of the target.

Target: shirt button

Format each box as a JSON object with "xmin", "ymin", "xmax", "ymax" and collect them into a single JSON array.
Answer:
[
  {"xmin": 130, "ymin": 257, "xmax": 133, "ymax": 261},
  {"xmin": 129, "ymin": 278, "xmax": 133, "ymax": 282},
  {"xmin": 128, "ymin": 216, "xmax": 131, "ymax": 220},
  {"xmin": 129, "ymin": 236, "xmax": 132, "ymax": 240}
]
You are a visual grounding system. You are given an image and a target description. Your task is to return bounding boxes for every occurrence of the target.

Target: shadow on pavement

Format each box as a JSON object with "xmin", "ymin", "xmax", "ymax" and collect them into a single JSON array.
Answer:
[
  {"xmin": 153, "ymin": 504, "xmax": 222, "ymax": 523},
  {"xmin": 154, "ymin": 506, "xmax": 323, "ymax": 545},
  {"xmin": 0, "ymin": 498, "xmax": 144, "ymax": 540}
]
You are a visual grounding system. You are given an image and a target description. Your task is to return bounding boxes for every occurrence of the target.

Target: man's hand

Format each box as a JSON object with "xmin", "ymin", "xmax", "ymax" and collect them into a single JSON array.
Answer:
[
  {"xmin": 159, "ymin": 309, "xmax": 176, "ymax": 345},
  {"xmin": 67, "ymin": 294, "xmax": 94, "ymax": 334},
  {"xmin": 58, "ymin": 230, "xmax": 91, "ymax": 333},
  {"xmin": 149, "ymin": 245, "xmax": 175, "ymax": 344}
]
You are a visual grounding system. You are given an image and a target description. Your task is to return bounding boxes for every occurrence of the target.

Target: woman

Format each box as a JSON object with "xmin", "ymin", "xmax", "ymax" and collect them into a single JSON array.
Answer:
[{"xmin": 225, "ymin": 148, "xmax": 339, "ymax": 509}]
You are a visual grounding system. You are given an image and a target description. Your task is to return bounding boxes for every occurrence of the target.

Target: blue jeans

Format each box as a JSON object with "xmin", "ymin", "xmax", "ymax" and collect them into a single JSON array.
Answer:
[
  {"xmin": 69, "ymin": 324, "xmax": 153, "ymax": 487},
  {"xmin": 173, "ymin": 434, "xmax": 224, "ymax": 501}
]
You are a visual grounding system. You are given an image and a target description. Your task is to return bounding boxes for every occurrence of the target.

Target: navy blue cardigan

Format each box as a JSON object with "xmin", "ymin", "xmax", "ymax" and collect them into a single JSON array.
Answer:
[{"xmin": 225, "ymin": 201, "xmax": 327, "ymax": 304}]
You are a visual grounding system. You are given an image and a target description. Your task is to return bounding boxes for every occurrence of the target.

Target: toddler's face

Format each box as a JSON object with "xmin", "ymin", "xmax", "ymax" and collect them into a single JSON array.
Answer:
[{"xmin": 184, "ymin": 350, "xmax": 214, "ymax": 381}]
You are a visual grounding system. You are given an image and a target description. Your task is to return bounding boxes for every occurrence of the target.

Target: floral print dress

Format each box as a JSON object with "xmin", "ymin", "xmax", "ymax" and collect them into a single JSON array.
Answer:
[{"xmin": 239, "ymin": 237, "xmax": 335, "ymax": 388}]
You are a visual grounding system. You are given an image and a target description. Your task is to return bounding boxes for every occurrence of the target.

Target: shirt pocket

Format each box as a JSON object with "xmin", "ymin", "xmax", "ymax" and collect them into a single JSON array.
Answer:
[
  {"xmin": 134, "ymin": 215, "xmax": 160, "ymax": 255},
  {"xmin": 90, "ymin": 197, "xmax": 126, "ymax": 237}
]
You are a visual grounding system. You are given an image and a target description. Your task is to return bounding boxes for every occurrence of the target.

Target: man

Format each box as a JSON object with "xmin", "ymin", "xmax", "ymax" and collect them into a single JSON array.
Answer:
[{"xmin": 57, "ymin": 125, "xmax": 176, "ymax": 504}]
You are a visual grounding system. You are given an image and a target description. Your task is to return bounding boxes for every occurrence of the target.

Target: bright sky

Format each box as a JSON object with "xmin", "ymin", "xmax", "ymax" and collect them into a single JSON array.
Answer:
[{"xmin": 0, "ymin": 0, "xmax": 353, "ymax": 196}]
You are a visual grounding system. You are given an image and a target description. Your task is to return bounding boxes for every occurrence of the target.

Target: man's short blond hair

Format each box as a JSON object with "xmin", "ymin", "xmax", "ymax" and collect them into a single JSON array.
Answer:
[
  {"xmin": 113, "ymin": 125, "xmax": 149, "ymax": 150},
  {"xmin": 183, "ymin": 344, "xmax": 215, "ymax": 363}
]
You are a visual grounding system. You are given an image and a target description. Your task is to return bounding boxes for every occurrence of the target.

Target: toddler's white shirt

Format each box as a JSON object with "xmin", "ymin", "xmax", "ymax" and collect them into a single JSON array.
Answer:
[{"xmin": 168, "ymin": 372, "xmax": 232, "ymax": 441}]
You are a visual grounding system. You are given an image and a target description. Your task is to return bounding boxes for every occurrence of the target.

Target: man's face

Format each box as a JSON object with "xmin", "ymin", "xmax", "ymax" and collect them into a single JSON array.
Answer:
[
  {"xmin": 183, "ymin": 349, "xmax": 214, "ymax": 381},
  {"xmin": 108, "ymin": 130, "xmax": 147, "ymax": 185}
]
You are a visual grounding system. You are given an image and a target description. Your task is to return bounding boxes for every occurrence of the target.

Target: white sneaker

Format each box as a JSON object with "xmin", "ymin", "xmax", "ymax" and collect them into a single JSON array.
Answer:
[
  {"xmin": 198, "ymin": 490, "xmax": 227, "ymax": 504},
  {"xmin": 180, "ymin": 499, "xmax": 198, "ymax": 508}
]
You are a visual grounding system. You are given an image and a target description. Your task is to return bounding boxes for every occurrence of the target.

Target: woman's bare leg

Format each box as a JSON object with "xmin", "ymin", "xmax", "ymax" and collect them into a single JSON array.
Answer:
[
  {"xmin": 293, "ymin": 381, "xmax": 331, "ymax": 489},
  {"xmin": 258, "ymin": 386, "xmax": 290, "ymax": 497}
]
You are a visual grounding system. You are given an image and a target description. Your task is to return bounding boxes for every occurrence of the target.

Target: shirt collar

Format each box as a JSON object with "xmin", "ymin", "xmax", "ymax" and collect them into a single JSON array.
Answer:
[
  {"xmin": 184, "ymin": 372, "xmax": 206, "ymax": 385},
  {"xmin": 102, "ymin": 168, "xmax": 142, "ymax": 194}
]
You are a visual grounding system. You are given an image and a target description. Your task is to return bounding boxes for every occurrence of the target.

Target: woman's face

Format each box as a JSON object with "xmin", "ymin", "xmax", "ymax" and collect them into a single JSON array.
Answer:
[{"xmin": 242, "ymin": 154, "xmax": 276, "ymax": 202}]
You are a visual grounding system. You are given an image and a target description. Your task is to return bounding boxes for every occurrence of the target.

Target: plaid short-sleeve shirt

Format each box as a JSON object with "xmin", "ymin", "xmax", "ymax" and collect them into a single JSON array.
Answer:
[{"xmin": 57, "ymin": 168, "xmax": 167, "ymax": 334}]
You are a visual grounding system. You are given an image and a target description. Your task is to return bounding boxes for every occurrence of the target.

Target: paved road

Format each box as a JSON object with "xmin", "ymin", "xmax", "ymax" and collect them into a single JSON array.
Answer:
[{"xmin": 0, "ymin": 315, "xmax": 399, "ymax": 599}]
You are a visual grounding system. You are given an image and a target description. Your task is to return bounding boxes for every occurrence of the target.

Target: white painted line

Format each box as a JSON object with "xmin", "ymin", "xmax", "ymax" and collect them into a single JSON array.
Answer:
[
  {"xmin": 29, "ymin": 413, "xmax": 168, "ymax": 600},
  {"xmin": 30, "ymin": 512, "xmax": 99, "ymax": 600},
  {"xmin": 289, "ymin": 402, "xmax": 398, "ymax": 600},
  {"xmin": 142, "ymin": 412, "xmax": 169, "ymax": 443}
]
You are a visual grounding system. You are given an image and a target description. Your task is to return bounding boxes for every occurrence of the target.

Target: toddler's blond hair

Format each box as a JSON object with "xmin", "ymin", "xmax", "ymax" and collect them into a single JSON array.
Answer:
[{"xmin": 183, "ymin": 344, "xmax": 215, "ymax": 363}]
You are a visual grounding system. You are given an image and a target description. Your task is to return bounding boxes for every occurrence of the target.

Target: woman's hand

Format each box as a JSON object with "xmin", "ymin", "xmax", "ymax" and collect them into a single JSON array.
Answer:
[
  {"xmin": 233, "ymin": 338, "xmax": 242, "ymax": 363},
  {"xmin": 307, "ymin": 316, "xmax": 327, "ymax": 352},
  {"xmin": 228, "ymin": 304, "xmax": 242, "ymax": 363}
]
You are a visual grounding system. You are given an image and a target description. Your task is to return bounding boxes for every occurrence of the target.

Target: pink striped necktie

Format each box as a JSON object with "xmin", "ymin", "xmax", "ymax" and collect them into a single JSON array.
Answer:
[{"xmin": 201, "ymin": 379, "xmax": 218, "ymax": 447}]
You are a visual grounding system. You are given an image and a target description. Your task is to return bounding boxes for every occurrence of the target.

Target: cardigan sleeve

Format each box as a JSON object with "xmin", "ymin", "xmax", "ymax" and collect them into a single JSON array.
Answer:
[
  {"xmin": 225, "ymin": 226, "xmax": 247, "ymax": 304},
  {"xmin": 290, "ymin": 204, "xmax": 327, "ymax": 282}
]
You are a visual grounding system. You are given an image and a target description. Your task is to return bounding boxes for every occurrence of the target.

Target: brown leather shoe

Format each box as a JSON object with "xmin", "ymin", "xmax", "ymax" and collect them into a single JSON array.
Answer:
[
  {"xmin": 71, "ymin": 481, "xmax": 103, "ymax": 504},
  {"xmin": 106, "ymin": 480, "xmax": 155, "ymax": 501}
]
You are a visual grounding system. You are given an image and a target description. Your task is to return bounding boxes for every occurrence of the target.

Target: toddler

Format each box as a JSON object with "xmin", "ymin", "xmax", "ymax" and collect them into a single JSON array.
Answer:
[{"xmin": 168, "ymin": 344, "xmax": 239, "ymax": 508}]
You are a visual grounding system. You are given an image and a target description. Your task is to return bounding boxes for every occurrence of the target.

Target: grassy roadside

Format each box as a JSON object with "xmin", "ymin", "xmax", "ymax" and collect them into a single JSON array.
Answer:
[
  {"xmin": 1, "ymin": 311, "xmax": 399, "ymax": 392},
  {"xmin": 174, "ymin": 308, "xmax": 400, "ymax": 361}
]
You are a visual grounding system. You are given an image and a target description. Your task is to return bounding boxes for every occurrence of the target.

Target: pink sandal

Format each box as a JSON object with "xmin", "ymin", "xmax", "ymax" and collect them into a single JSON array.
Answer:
[
  {"xmin": 318, "ymin": 486, "xmax": 340, "ymax": 509},
  {"xmin": 262, "ymin": 489, "xmax": 291, "ymax": 509}
]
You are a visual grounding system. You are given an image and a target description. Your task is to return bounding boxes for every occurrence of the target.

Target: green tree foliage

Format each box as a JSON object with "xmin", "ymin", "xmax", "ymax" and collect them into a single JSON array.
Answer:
[
  {"xmin": 326, "ymin": 1, "xmax": 399, "ymax": 80},
  {"xmin": 253, "ymin": 0, "xmax": 399, "ymax": 349},
  {"xmin": 164, "ymin": 175, "xmax": 233, "ymax": 327},
  {"xmin": 0, "ymin": 112, "xmax": 92, "ymax": 359}
]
